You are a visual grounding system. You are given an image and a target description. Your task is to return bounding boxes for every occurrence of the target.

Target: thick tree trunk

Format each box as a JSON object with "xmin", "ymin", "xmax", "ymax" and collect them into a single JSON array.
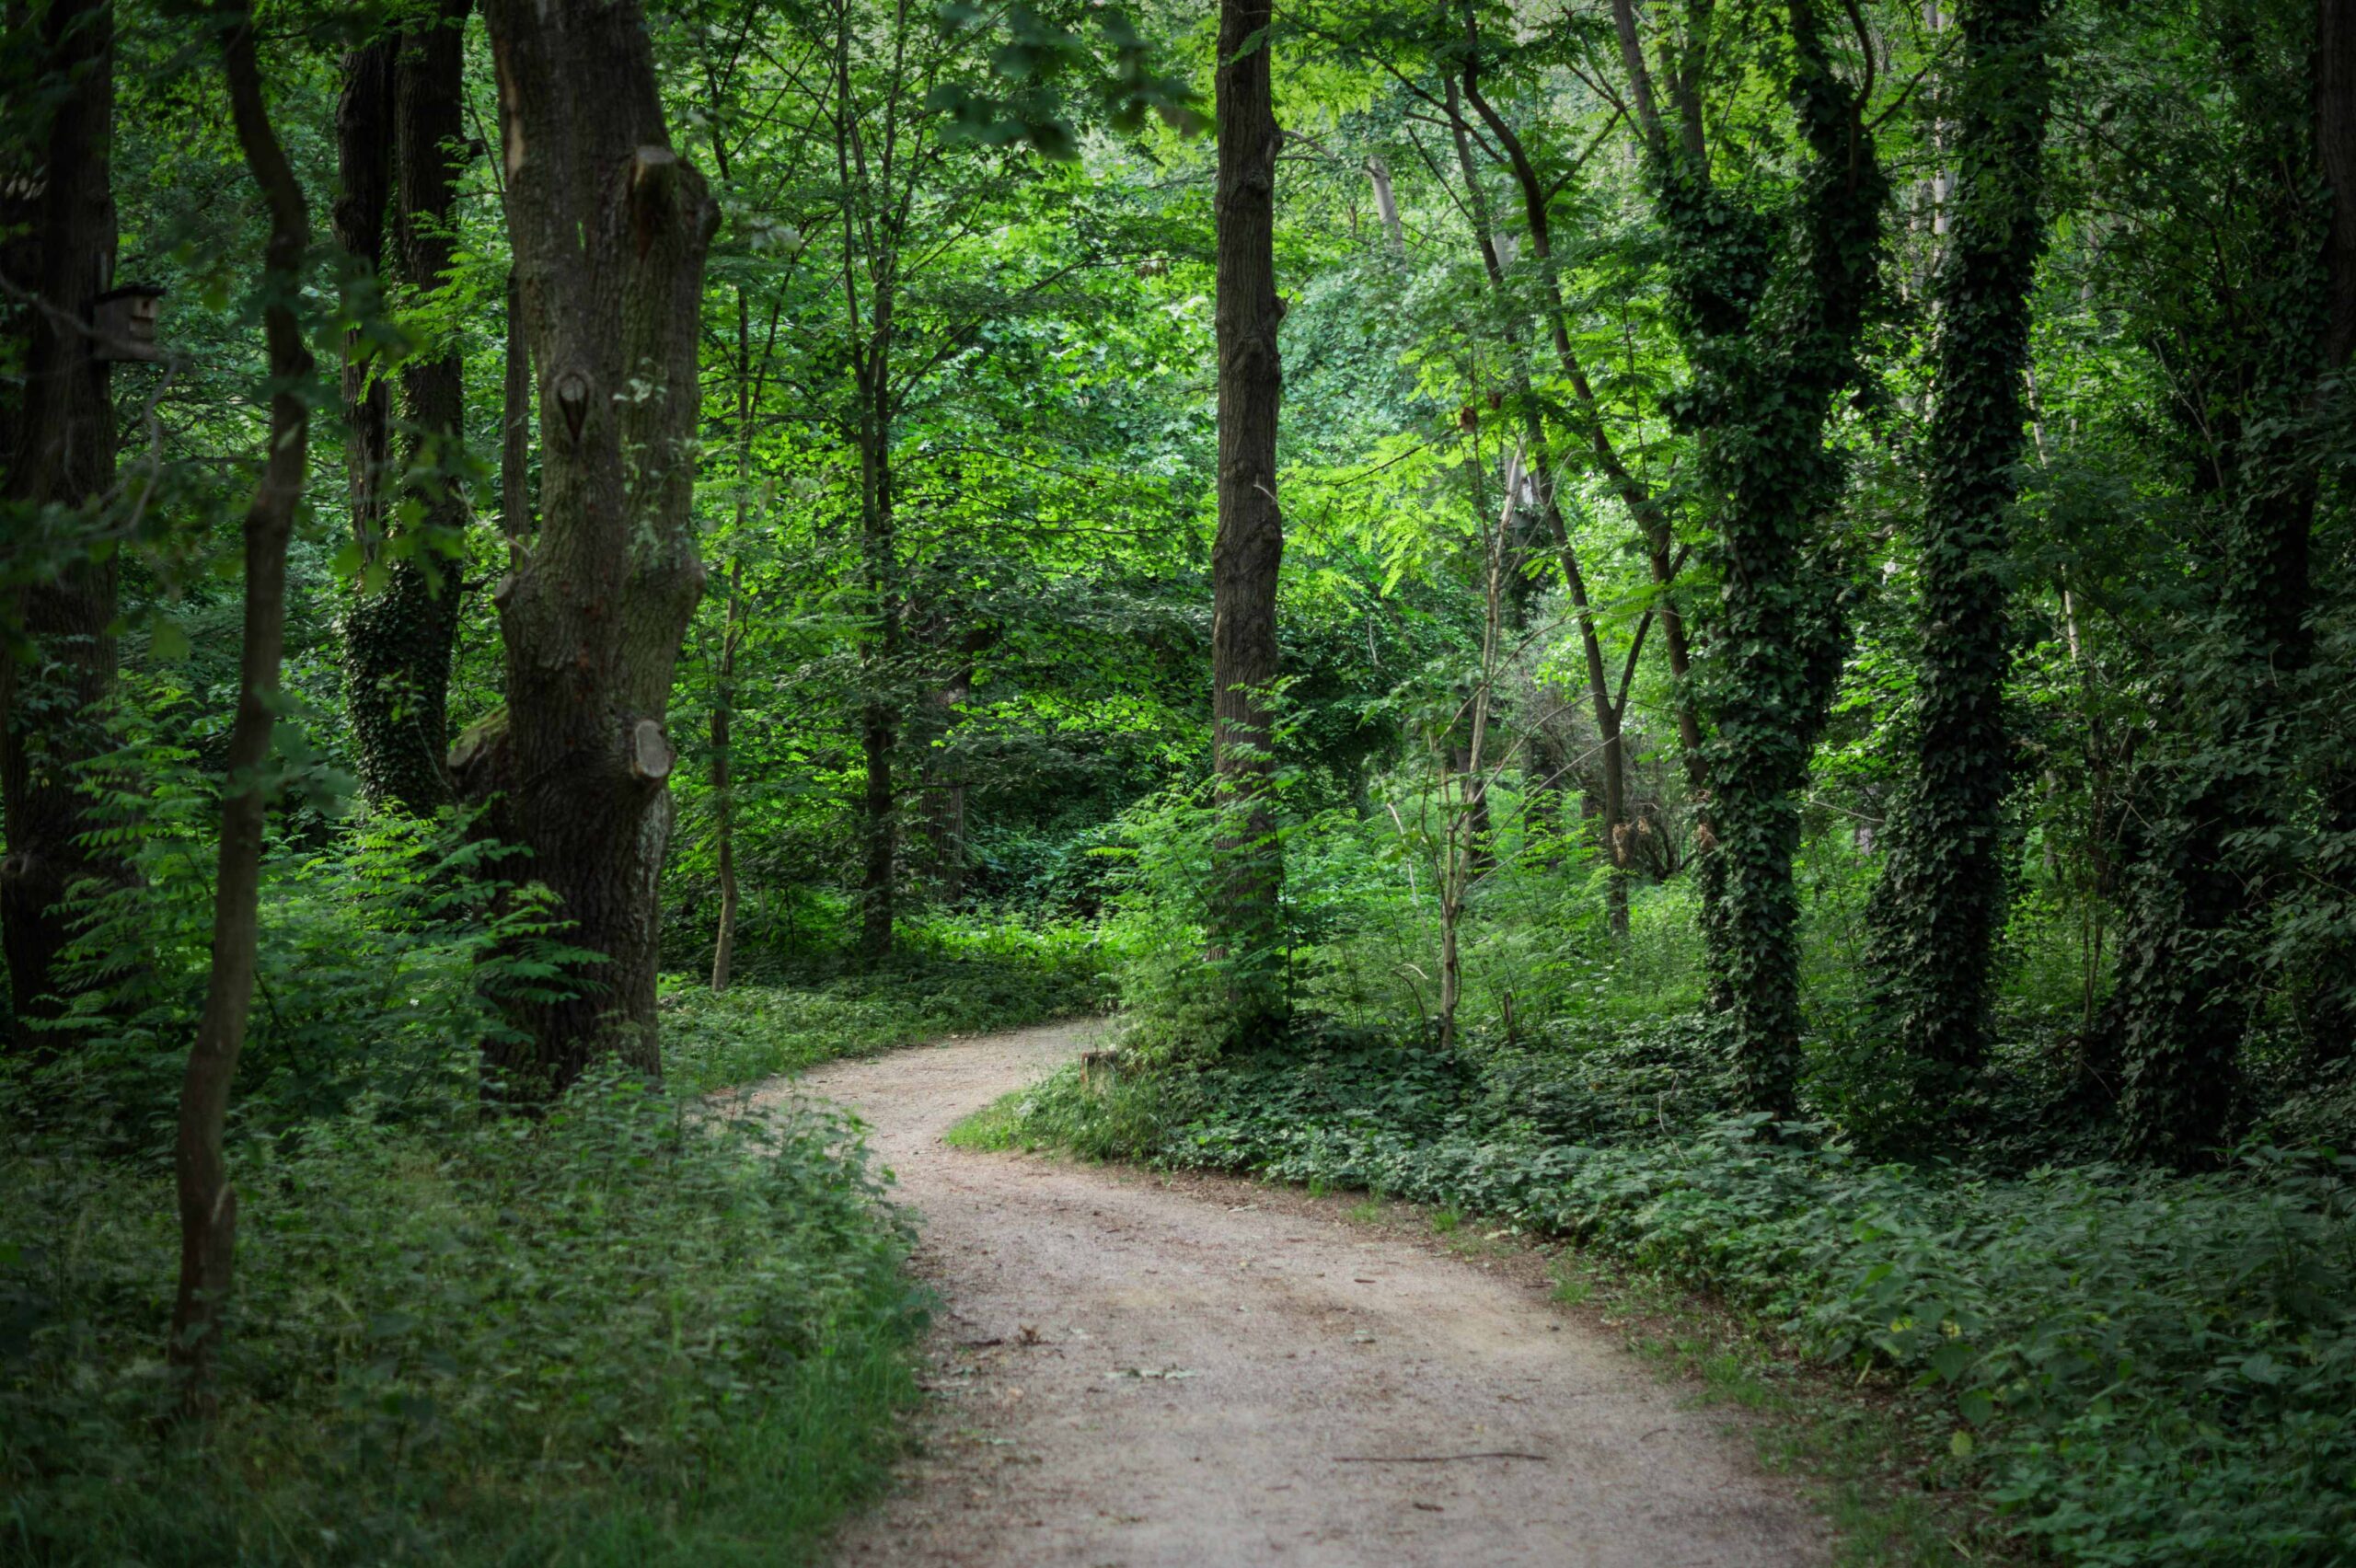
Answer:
[
  {"xmin": 332, "ymin": 37, "xmax": 394, "ymax": 593},
  {"xmin": 1866, "ymin": 0, "xmax": 2050, "ymax": 1094},
  {"xmin": 1210, "ymin": 0, "xmax": 1287, "ymax": 1031},
  {"xmin": 1622, "ymin": 0, "xmax": 1884, "ymax": 1118},
  {"xmin": 2, "ymin": 0, "xmax": 125, "ymax": 1051},
  {"xmin": 477, "ymin": 0, "xmax": 716, "ymax": 1092},
  {"xmin": 501, "ymin": 265, "xmax": 532, "ymax": 550},
  {"xmin": 169, "ymin": 1, "xmax": 308, "ymax": 1413},
  {"xmin": 342, "ymin": 1, "xmax": 470, "ymax": 815},
  {"xmin": 2119, "ymin": 1, "xmax": 2347, "ymax": 1164}
]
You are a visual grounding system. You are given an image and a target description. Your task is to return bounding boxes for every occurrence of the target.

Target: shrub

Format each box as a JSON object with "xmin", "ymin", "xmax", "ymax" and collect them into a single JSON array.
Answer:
[
  {"xmin": 0, "ymin": 1073, "xmax": 921, "ymax": 1565},
  {"xmin": 997, "ymin": 1032, "xmax": 2356, "ymax": 1567}
]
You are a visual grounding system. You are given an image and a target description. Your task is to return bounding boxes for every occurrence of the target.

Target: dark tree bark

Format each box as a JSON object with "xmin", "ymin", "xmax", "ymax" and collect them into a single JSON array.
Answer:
[
  {"xmin": 1865, "ymin": 0, "xmax": 2051, "ymax": 1096},
  {"xmin": 1209, "ymin": 0, "xmax": 1287, "ymax": 1029},
  {"xmin": 339, "ymin": 3, "xmax": 471, "ymax": 816},
  {"xmin": 2301, "ymin": 0, "xmax": 2356, "ymax": 1064},
  {"xmin": 331, "ymin": 37, "xmax": 393, "ymax": 577},
  {"xmin": 2, "ymin": 0, "xmax": 127, "ymax": 1051},
  {"xmin": 475, "ymin": 0, "xmax": 717, "ymax": 1091},
  {"xmin": 920, "ymin": 641, "xmax": 983, "ymax": 903},
  {"xmin": 501, "ymin": 264, "xmax": 532, "ymax": 549},
  {"xmin": 2118, "ymin": 1, "xmax": 2347, "ymax": 1165},
  {"xmin": 169, "ymin": 0, "xmax": 309, "ymax": 1413}
]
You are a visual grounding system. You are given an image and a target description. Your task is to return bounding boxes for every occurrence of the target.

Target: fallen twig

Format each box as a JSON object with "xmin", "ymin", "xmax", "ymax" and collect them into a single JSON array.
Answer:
[{"xmin": 1333, "ymin": 1452, "xmax": 1548, "ymax": 1464}]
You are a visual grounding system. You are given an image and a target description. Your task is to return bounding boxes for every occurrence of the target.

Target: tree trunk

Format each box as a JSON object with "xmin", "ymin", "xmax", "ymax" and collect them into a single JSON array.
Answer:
[
  {"xmin": 1209, "ymin": 0, "xmax": 1287, "ymax": 1032},
  {"xmin": 476, "ymin": 0, "xmax": 716, "ymax": 1093},
  {"xmin": 332, "ymin": 36, "xmax": 394, "ymax": 614},
  {"xmin": 169, "ymin": 0, "xmax": 309, "ymax": 1414},
  {"xmin": 1364, "ymin": 156, "xmax": 1405, "ymax": 255},
  {"xmin": 854, "ymin": 362, "xmax": 898, "ymax": 964},
  {"xmin": 922, "ymin": 655, "xmax": 976, "ymax": 902},
  {"xmin": 710, "ymin": 555, "xmax": 741, "ymax": 994},
  {"xmin": 1624, "ymin": 0, "xmax": 1885, "ymax": 1118},
  {"xmin": 2119, "ymin": 1, "xmax": 2347, "ymax": 1165},
  {"xmin": 1865, "ymin": 0, "xmax": 2050, "ymax": 1095},
  {"xmin": 342, "ymin": 1, "xmax": 470, "ymax": 816},
  {"xmin": 501, "ymin": 264, "xmax": 532, "ymax": 551},
  {"xmin": 2, "ymin": 0, "xmax": 126, "ymax": 1053},
  {"xmin": 1450, "ymin": 62, "xmax": 1652, "ymax": 942}
]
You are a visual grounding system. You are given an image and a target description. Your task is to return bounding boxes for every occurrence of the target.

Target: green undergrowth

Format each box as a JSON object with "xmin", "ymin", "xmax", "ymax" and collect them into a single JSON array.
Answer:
[
  {"xmin": 973, "ymin": 1023, "xmax": 2356, "ymax": 1568},
  {"xmin": 2, "ymin": 1072, "xmax": 922, "ymax": 1565},
  {"xmin": 1538, "ymin": 1245, "xmax": 1996, "ymax": 1566},
  {"xmin": 662, "ymin": 916, "xmax": 1115, "ymax": 1095},
  {"xmin": 0, "ymin": 807, "xmax": 1059, "ymax": 1562}
]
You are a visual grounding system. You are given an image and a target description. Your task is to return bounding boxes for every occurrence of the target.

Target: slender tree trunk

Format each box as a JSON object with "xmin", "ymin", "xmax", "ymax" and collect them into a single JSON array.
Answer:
[
  {"xmin": 1865, "ymin": 0, "xmax": 2050, "ymax": 1095},
  {"xmin": 169, "ymin": 0, "xmax": 309, "ymax": 1414},
  {"xmin": 923, "ymin": 655, "xmax": 976, "ymax": 901},
  {"xmin": 1364, "ymin": 156, "xmax": 1405, "ymax": 256},
  {"xmin": 337, "ymin": 8, "xmax": 470, "ymax": 816},
  {"xmin": 2, "ymin": 0, "xmax": 125, "ymax": 1051},
  {"xmin": 1210, "ymin": 0, "xmax": 1287, "ymax": 1032},
  {"xmin": 473, "ymin": 0, "xmax": 717, "ymax": 1093},
  {"xmin": 709, "ymin": 284, "xmax": 756, "ymax": 994},
  {"xmin": 1450, "ymin": 62, "xmax": 1652, "ymax": 940},
  {"xmin": 710, "ymin": 556, "xmax": 741, "ymax": 993},
  {"xmin": 854, "ymin": 360, "xmax": 897, "ymax": 964}
]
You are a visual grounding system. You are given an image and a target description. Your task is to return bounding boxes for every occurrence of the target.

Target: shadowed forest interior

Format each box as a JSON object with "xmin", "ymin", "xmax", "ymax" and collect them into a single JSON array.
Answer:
[{"xmin": 5, "ymin": 0, "xmax": 2356, "ymax": 1562}]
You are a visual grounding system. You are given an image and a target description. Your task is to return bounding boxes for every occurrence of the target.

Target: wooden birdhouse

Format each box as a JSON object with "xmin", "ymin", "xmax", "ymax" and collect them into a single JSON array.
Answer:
[{"xmin": 92, "ymin": 284, "xmax": 163, "ymax": 363}]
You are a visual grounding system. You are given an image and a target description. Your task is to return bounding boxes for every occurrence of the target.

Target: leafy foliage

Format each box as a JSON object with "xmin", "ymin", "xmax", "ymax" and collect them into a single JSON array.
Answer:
[{"xmin": 990, "ymin": 1032, "xmax": 2356, "ymax": 1565}]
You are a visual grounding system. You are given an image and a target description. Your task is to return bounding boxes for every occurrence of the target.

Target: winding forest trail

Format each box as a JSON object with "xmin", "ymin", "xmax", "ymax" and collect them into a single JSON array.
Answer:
[{"xmin": 756, "ymin": 1021, "xmax": 1825, "ymax": 1567}]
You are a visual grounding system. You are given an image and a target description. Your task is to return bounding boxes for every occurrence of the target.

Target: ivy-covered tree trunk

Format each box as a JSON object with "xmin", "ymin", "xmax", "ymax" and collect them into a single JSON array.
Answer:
[
  {"xmin": 2118, "ymin": 4, "xmax": 2342, "ymax": 1167},
  {"xmin": 1662, "ymin": 1, "xmax": 1886, "ymax": 1118},
  {"xmin": 336, "ymin": 4, "xmax": 470, "ymax": 816},
  {"xmin": 2304, "ymin": 0, "xmax": 2356, "ymax": 1060},
  {"xmin": 1612, "ymin": 0, "xmax": 1769, "ymax": 1020},
  {"xmin": 2, "ymin": 0, "xmax": 126, "ymax": 1051},
  {"xmin": 476, "ymin": 0, "xmax": 716, "ymax": 1092},
  {"xmin": 1209, "ymin": 0, "xmax": 1287, "ymax": 1032},
  {"xmin": 1865, "ymin": 0, "xmax": 2051, "ymax": 1096},
  {"xmin": 169, "ymin": 0, "xmax": 308, "ymax": 1412}
]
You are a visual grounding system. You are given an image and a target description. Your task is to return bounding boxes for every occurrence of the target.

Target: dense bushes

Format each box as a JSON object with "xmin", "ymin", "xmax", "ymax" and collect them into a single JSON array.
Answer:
[
  {"xmin": 2, "ymin": 1077, "xmax": 919, "ymax": 1564},
  {"xmin": 0, "ymin": 741, "xmax": 1106, "ymax": 1562},
  {"xmin": 987, "ymin": 1031, "xmax": 2356, "ymax": 1566}
]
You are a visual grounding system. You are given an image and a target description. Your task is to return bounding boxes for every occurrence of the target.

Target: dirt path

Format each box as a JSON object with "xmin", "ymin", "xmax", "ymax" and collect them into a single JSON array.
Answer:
[{"xmin": 756, "ymin": 1021, "xmax": 1825, "ymax": 1567}]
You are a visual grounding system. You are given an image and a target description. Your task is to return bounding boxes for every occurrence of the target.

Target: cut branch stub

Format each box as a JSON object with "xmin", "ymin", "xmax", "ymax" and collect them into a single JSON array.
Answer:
[
  {"xmin": 629, "ymin": 144, "xmax": 680, "ymax": 257},
  {"xmin": 552, "ymin": 368, "xmax": 591, "ymax": 445},
  {"xmin": 630, "ymin": 718, "xmax": 673, "ymax": 780}
]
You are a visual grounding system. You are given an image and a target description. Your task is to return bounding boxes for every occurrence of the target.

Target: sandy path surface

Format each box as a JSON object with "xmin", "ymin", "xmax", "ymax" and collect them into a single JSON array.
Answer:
[{"xmin": 755, "ymin": 1021, "xmax": 1824, "ymax": 1568}]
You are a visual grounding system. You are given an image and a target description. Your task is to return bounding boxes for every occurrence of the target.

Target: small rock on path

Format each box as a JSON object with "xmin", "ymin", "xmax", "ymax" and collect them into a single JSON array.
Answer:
[{"xmin": 751, "ymin": 1021, "xmax": 1824, "ymax": 1568}]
